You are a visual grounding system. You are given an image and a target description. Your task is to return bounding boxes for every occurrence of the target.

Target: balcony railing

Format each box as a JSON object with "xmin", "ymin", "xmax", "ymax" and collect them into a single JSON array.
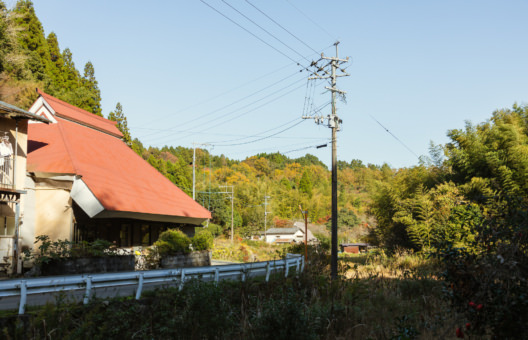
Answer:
[{"xmin": 0, "ymin": 156, "xmax": 14, "ymax": 190}]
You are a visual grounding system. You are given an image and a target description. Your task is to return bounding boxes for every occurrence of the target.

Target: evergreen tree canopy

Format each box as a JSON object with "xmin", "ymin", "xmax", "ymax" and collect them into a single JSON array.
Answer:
[{"xmin": 108, "ymin": 102, "xmax": 132, "ymax": 145}]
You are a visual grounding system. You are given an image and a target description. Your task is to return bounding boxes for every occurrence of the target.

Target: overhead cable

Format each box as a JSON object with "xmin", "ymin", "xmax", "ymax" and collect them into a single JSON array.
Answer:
[
  {"xmin": 245, "ymin": 0, "xmax": 319, "ymax": 54},
  {"xmin": 200, "ymin": 0, "xmax": 309, "ymax": 70},
  {"xmin": 369, "ymin": 114, "xmax": 420, "ymax": 159},
  {"xmin": 221, "ymin": 0, "xmax": 311, "ymax": 63}
]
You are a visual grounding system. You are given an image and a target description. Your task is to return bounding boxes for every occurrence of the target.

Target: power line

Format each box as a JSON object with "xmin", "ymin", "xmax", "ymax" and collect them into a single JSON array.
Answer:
[
  {"xmin": 201, "ymin": 0, "xmax": 309, "ymax": 70},
  {"xmin": 206, "ymin": 116, "xmax": 300, "ymax": 144},
  {"xmin": 224, "ymin": 138, "xmax": 329, "ymax": 156},
  {"xmin": 282, "ymin": 142, "xmax": 329, "ymax": 154},
  {"xmin": 284, "ymin": 0, "xmax": 336, "ymax": 40},
  {"xmin": 205, "ymin": 100, "xmax": 330, "ymax": 144},
  {"xmin": 245, "ymin": 0, "xmax": 319, "ymax": 54},
  {"xmin": 221, "ymin": 0, "xmax": 311, "ymax": 63},
  {"xmin": 192, "ymin": 81, "xmax": 307, "ymax": 134},
  {"xmin": 212, "ymin": 119, "xmax": 306, "ymax": 147},
  {"xmin": 369, "ymin": 114, "xmax": 420, "ymax": 159},
  {"xmin": 136, "ymin": 71, "xmax": 302, "ymax": 140},
  {"xmin": 132, "ymin": 47, "xmax": 332, "ymax": 131},
  {"xmin": 140, "ymin": 78, "xmax": 306, "ymax": 144}
]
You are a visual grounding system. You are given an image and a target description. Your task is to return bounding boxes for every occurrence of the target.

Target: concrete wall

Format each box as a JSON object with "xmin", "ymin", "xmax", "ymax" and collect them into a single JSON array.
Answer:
[
  {"xmin": 161, "ymin": 250, "xmax": 212, "ymax": 268},
  {"xmin": 30, "ymin": 179, "xmax": 73, "ymax": 251}
]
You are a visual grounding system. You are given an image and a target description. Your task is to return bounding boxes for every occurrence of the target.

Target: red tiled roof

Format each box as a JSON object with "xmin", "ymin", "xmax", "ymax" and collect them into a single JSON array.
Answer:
[
  {"xmin": 27, "ymin": 100, "xmax": 211, "ymax": 222},
  {"xmin": 36, "ymin": 89, "xmax": 123, "ymax": 138}
]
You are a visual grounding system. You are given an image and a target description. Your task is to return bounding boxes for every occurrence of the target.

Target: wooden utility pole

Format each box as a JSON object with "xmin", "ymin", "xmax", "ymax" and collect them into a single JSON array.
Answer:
[
  {"xmin": 299, "ymin": 205, "xmax": 308, "ymax": 261},
  {"xmin": 192, "ymin": 142, "xmax": 210, "ymax": 201},
  {"xmin": 303, "ymin": 42, "xmax": 349, "ymax": 279},
  {"xmin": 264, "ymin": 195, "xmax": 270, "ymax": 240},
  {"xmin": 220, "ymin": 185, "xmax": 235, "ymax": 242}
]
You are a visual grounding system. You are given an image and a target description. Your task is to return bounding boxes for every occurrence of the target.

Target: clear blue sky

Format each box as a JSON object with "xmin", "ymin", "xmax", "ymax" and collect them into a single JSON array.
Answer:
[{"xmin": 26, "ymin": 0, "xmax": 528, "ymax": 168}]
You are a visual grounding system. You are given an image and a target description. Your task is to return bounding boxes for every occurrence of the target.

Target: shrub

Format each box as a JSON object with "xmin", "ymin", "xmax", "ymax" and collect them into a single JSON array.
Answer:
[
  {"xmin": 192, "ymin": 229, "xmax": 214, "ymax": 251},
  {"xmin": 433, "ymin": 196, "xmax": 528, "ymax": 338},
  {"xmin": 24, "ymin": 235, "xmax": 118, "ymax": 266},
  {"xmin": 154, "ymin": 229, "xmax": 191, "ymax": 255}
]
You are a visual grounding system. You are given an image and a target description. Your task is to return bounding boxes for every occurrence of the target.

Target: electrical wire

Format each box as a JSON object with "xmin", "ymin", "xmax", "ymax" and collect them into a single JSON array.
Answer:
[
  {"xmin": 283, "ymin": 143, "xmax": 327, "ymax": 154},
  {"xmin": 192, "ymin": 81, "xmax": 307, "ymax": 133},
  {"xmin": 140, "ymin": 78, "xmax": 306, "ymax": 144},
  {"xmin": 245, "ymin": 0, "xmax": 319, "ymax": 54},
  {"xmin": 284, "ymin": 0, "xmax": 336, "ymax": 40},
  {"xmin": 212, "ymin": 119, "xmax": 306, "ymax": 147},
  {"xmin": 136, "ymin": 71, "xmax": 301, "ymax": 140},
  {"xmin": 200, "ymin": 0, "xmax": 310, "ymax": 70},
  {"xmin": 369, "ymin": 114, "xmax": 420, "ymax": 159},
  {"xmin": 206, "ymin": 116, "xmax": 300, "ymax": 144},
  {"xmin": 221, "ymin": 0, "xmax": 311, "ymax": 64},
  {"xmin": 206, "ymin": 100, "xmax": 329, "ymax": 144}
]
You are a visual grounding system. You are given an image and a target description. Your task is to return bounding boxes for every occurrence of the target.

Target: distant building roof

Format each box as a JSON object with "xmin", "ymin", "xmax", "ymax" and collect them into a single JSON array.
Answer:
[
  {"xmin": 27, "ymin": 92, "xmax": 211, "ymax": 224},
  {"xmin": 0, "ymin": 100, "xmax": 50, "ymax": 123},
  {"xmin": 265, "ymin": 227, "xmax": 300, "ymax": 235},
  {"xmin": 340, "ymin": 243, "xmax": 370, "ymax": 247}
]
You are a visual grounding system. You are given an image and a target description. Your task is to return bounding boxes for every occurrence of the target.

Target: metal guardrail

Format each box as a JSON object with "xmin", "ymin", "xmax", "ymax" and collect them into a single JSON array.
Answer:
[{"xmin": 0, "ymin": 254, "xmax": 304, "ymax": 314}]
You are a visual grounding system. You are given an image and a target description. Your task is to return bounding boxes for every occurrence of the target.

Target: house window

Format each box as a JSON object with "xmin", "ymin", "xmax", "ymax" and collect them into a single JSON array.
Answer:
[
  {"xmin": 3, "ymin": 216, "xmax": 14, "ymax": 235},
  {"xmin": 141, "ymin": 224, "xmax": 150, "ymax": 246},
  {"xmin": 120, "ymin": 224, "xmax": 131, "ymax": 247}
]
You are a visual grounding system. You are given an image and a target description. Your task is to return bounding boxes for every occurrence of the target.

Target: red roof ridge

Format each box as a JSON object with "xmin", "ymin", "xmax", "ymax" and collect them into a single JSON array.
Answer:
[
  {"xmin": 56, "ymin": 117, "xmax": 80, "ymax": 174},
  {"xmin": 36, "ymin": 89, "xmax": 121, "ymax": 132}
]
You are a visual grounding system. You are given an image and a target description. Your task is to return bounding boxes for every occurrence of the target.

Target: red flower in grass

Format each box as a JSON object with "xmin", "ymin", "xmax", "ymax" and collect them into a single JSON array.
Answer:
[
  {"xmin": 456, "ymin": 327, "xmax": 464, "ymax": 338},
  {"xmin": 476, "ymin": 304, "xmax": 483, "ymax": 310},
  {"xmin": 466, "ymin": 322, "xmax": 471, "ymax": 329},
  {"xmin": 468, "ymin": 301, "xmax": 476, "ymax": 307}
]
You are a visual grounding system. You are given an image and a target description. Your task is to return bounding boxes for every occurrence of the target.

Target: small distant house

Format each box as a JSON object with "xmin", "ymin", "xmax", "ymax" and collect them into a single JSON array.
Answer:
[
  {"xmin": 0, "ymin": 100, "xmax": 50, "ymax": 273},
  {"xmin": 263, "ymin": 221, "xmax": 317, "ymax": 244},
  {"xmin": 24, "ymin": 90, "xmax": 211, "ymax": 256},
  {"xmin": 339, "ymin": 243, "xmax": 370, "ymax": 254}
]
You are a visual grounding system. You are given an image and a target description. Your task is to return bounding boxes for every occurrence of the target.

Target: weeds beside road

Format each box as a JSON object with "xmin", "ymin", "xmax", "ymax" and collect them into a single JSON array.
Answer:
[{"xmin": 1, "ymin": 246, "xmax": 466, "ymax": 339}]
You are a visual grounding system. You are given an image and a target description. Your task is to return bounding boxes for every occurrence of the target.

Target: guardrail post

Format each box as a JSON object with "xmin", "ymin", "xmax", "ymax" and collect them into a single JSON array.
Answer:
[
  {"xmin": 241, "ymin": 264, "xmax": 246, "ymax": 282},
  {"xmin": 84, "ymin": 276, "xmax": 92, "ymax": 304},
  {"xmin": 179, "ymin": 269, "xmax": 185, "ymax": 291},
  {"xmin": 301, "ymin": 256, "xmax": 305, "ymax": 272},
  {"xmin": 265, "ymin": 262, "xmax": 271, "ymax": 282},
  {"xmin": 214, "ymin": 267, "xmax": 219, "ymax": 285},
  {"xmin": 18, "ymin": 280, "xmax": 27, "ymax": 315},
  {"xmin": 295, "ymin": 257, "xmax": 301, "ymax": 275},
  {"xmin": 136, "ymin": 273, "xmax": 144, "ymax": 300},
  {"xmin": 284, "ymin": 261, "xmax": 289, "ymax": 278}
]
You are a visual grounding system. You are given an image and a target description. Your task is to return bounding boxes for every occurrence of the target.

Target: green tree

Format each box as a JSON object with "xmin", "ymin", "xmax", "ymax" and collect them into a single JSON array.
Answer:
[
  {"xmin": 108, "ymin": 102, "xmax": 132, "ymax": 145},
  {"xmin": 81, "ymin": 61, "xmax": 102, "ymax": 116},
  {"xmin": 299, "ymin": 170, "xmax": 313, "ymax": 197},
  {"xmin": 12, "ymin": 0, "xmax": 50, "ymax": 81},
  {"xmin": 45, "ymin": 32, "xmax": 65, "ymax": 95}
]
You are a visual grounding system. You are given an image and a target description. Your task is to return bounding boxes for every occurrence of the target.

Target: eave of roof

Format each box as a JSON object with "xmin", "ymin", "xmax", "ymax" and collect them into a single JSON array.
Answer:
[
  {"xmin": 0, "ymin": 100, "xmax": 51, "ymax": 123},
  {"xmin": 36, "ymin": 89, "xmax": 122, "ymax": 138}
]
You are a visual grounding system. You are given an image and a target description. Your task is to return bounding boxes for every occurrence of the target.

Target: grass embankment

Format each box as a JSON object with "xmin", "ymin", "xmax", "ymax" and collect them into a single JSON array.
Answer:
[
  {"xmin": 1, "ymin": 248, "xmax": 463, "ymax": 339},
  {"xmin": 212, "ymin": 237, "xmax": 290, "ymax": 262}
]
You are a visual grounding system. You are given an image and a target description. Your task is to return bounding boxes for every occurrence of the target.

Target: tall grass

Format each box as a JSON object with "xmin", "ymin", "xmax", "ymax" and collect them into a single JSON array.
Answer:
[{"xmin": 1, "ymin": 246, "xmax": 464, "ymax": 339}]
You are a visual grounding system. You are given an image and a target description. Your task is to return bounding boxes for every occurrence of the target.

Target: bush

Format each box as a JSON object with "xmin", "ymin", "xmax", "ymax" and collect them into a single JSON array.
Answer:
[
  {"xmin": 24, "ymin": 235, "xmax": 118, "ymax": 266},
  {"xmin": 154, "ymin": 229, "xmax": 191, "ymax": 255},
  {"xmin": 192, "ymin": 229, "xmax": 213, "ymax": 251},
  {"xmin": 433, "ymin": 197, "xmax": 528, "ymax": 338}
]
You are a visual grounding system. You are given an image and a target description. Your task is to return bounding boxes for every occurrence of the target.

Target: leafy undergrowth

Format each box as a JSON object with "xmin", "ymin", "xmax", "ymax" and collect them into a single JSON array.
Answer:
[
  {"xmin": 1, "ymin": 247, "xmax": 464, "ymax": 340},
  {"xmin": 212, "ymin": 237, "xmax": 289, "ymax": 262}
]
